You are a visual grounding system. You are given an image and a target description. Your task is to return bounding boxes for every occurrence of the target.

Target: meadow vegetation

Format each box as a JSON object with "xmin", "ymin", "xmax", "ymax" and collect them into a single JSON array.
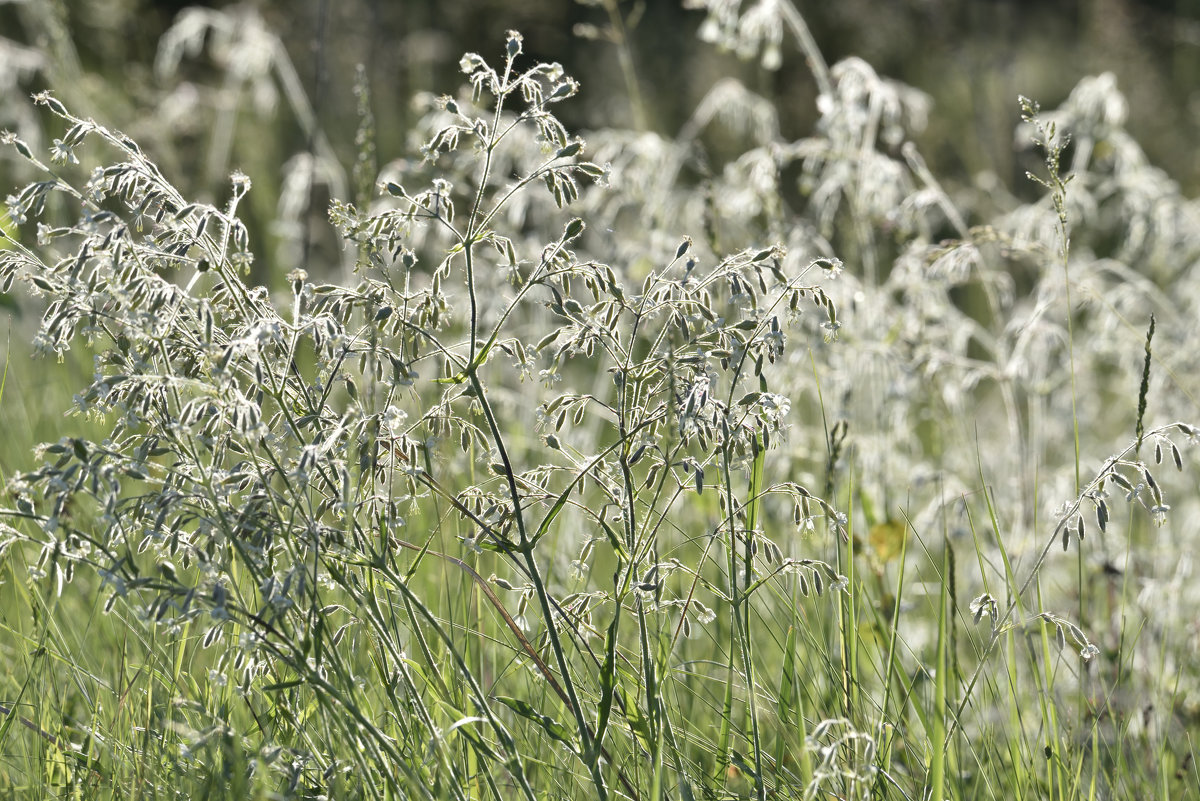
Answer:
[{"xmin": 0, "ymin": 1, "xmax": 1198, "ymax": 799}]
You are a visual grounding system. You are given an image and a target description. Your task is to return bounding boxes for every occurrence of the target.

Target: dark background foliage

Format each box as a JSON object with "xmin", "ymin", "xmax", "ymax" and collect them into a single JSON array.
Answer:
[{"xmin": 3, "ymin": 0, "xmax": 1198, "ymax": 275}]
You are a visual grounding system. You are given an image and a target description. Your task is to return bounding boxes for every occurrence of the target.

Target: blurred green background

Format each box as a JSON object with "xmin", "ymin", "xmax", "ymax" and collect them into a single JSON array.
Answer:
[{"xmin": 1, "ymin": 0, "xmax": 1198, "ymax": 279}]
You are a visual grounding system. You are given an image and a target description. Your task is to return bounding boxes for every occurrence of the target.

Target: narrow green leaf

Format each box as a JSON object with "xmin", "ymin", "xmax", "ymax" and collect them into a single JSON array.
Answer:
[{"xmin": 494, "ymin": 696, "xmax": 575, "ymax": 748}]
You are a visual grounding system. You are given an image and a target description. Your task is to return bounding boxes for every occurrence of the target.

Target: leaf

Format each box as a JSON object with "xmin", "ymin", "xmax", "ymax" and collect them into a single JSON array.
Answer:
[
  {"xmin": 621, "ymin": 695, "xmax": 654, "ymax": 755},
  {"xmin": 494, "ymin": 696, "xmax": 576, "ymax": 749},
  {"xmin": 778, "ymin": 626, "xmax": 798, "ymax": 723},
  {"xmin": 529, "ymin": 485, "xmax": 572, "ymax": 548},
  {"xmin": 598, "ymin": 516, "xmax": 627, "ymax": 560}
]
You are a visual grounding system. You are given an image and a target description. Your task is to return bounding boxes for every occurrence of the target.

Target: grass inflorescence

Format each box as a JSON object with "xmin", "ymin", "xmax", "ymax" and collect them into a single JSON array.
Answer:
[{"xmin": 0, "ymin": 2, "xmax": 1197, "ymax": 799}]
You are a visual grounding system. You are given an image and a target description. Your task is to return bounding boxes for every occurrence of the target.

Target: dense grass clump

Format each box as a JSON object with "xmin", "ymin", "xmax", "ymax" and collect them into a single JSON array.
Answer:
[{"xmin": 0, "ymin": 2, "xmax": 1198, "ymax": 799}]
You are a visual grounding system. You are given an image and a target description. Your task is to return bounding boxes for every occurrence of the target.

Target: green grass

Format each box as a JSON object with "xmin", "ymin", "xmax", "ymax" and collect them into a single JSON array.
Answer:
[{"xmin": 0, "ymin": 2, "xmax": 1197, "ymax": 799}]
